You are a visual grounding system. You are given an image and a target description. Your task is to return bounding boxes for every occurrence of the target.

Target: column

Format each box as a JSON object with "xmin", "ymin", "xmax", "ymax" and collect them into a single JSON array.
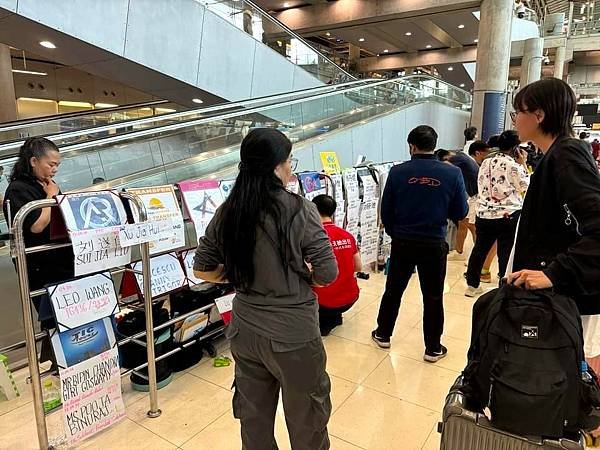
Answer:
[
  {"xmin": 471, "ymin": 0, "xmax": 513, "ymax": 141},
  {"xmin": 554, "ymin": 45, "xmax": 566, "ymax": 79},
  {"xmin": 348, "ymin": 44, "xmax": 360, "ymax": 72},
  {"xmin": 520, "ymin": 37, "xmax": 544, "ymax": 87},
  {"xmin": 0, "ymin": 44, "xmax": 17, "ymax": 123}
]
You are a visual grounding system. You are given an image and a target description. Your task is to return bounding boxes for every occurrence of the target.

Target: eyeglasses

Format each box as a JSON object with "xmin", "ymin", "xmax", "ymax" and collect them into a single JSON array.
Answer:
[
  {"xmin": 510, "ymin": 109, "xmax": 530, "ymax": 121},
  {"xmin": 289, "ymin": 157, "xmax": 299, "ymax": 171}
]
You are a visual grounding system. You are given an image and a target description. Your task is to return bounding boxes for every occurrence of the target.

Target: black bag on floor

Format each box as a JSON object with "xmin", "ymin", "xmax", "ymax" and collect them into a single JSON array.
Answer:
[{"xmin": 462, "ymin": 284, "xmax": 597, "ymax": 439}]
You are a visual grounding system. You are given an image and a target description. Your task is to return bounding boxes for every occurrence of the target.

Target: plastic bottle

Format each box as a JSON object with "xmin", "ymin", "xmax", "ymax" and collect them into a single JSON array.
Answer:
[
  {"xmin": 581, "ymin": 361, "xmax": 594, "ymax": 384},
  {"xmin": 42, "ymin": 378, "xmax": 61, "ymax": 412}
]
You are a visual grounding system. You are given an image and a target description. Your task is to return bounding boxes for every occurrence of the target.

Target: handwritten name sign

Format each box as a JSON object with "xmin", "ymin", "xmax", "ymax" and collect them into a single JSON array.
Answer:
[
  {"xmin": 71, "ymin": 227, "xmax": 131, "ymax": 276},
  {"xmin": 117, "ymin": 220, "xmax": 176, "ymax": 248},
  {"xmin": 59, "ymin": 348, "xmax": 125, "ymax": 445},
  {"xmin": 48, "ymin": 273, "xmax": 119, "ymax": 332},
  {"xmin": 132, "ymin": 253, "xmax": 187, "ymax": 298},
  {"xmin": 182, "ymin": 250, "xmax": 204, "ymax": 285}
]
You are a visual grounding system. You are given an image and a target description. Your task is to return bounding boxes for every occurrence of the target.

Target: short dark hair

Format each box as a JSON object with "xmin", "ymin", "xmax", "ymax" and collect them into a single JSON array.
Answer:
[
  {"xmin": 464, "ymin": 126, "xmax": 477, "ymax": 141},
  {"xmin": 407, "ymin": 125, "xmax": 438, "ymax": 152},
  {"xmin": 312, "ymin": 194, "xmax": 336, "ymax": 217},
  {"xmin": 487, "ymin": 134, "xmax": 500, "ymax": 148},
  {"xmin": 435, "ymin": 149, "xmax": 451, "ymax": 161},
  {"xmin": 497, "ymin": 130, "xmax": 521, "ymax": 152},
  {"xmin": 579, "ymin": 131, "xmax": 589, "ymax": 140},
  {"xmin": 468, "ymin": 140, "xmax": 490, "ymax": 156},
  {"xmin": 513, "ymin": 78, "xmax": 576, "ymax": 137}
]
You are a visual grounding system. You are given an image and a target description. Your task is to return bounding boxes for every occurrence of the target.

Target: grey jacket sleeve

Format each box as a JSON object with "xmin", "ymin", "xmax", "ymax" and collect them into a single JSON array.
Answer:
[
  {"xmin": 301, "ymin": 202, "xmax": 338, "ymax": 286},
  {"xmin": 193, "ymin": 209, "xmax": 224, "ymax": 272}
]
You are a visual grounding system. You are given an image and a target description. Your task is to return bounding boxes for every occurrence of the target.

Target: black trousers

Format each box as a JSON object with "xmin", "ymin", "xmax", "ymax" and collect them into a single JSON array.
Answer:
[
  {"xmin": 465, "ymin": 213, "xmax": 520, "ymax": 288},
  {"xmin": 318, "ymin": 303, "xmax": 354, "ymax": 335},
  {"xmin": 376, "ymin": 238, "xmax": 448, "ymax": 351}
]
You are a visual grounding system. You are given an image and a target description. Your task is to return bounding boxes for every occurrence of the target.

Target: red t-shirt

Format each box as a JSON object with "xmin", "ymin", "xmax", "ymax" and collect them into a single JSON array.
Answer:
[{"xmin": 313, "ymin": 222, "xmax": 360, "ymax": 308}]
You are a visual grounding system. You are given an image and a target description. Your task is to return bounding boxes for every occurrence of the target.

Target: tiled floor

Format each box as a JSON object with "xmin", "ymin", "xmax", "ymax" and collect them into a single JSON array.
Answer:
[{"xmin": 0, "ymin": 253, "xmax": 498, "ymax": 450}]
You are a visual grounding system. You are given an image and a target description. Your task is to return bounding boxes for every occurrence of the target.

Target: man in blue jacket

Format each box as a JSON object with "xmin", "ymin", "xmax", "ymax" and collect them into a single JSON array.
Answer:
[{"xmin": 372, "ymin": 125, "xmax": 468, "ymax": 362}]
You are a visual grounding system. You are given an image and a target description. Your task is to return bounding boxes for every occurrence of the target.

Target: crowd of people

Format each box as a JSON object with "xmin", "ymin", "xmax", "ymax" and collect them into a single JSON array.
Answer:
[{"xmin": 3, "ymin": 78, "xmax": 600, "ymax": 448}]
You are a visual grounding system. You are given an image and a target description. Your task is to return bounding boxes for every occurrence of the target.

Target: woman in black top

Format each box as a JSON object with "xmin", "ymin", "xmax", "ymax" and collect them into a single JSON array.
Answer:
[
  {"xmin": 506, "ymin": 78, "xmax": 600, "ymax": 315},
  {"xmin": 3, "ymin": 137, "xmax": 74, "ymax": 365}
]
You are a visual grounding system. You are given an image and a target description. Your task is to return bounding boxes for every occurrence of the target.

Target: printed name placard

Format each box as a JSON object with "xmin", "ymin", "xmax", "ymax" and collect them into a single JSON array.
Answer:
[
  {"xmin": 178, "ymin": 180, "xmax": 224, "ymax": 239},
  {"xmin": 50, "ymin": 317, "xmax": 117, "ymax": 369},
  {"xmin": 47, "ymin": 273, "xmax": 119, "ymax": 332},
  {"xmin": 320, "ymin": 151, "xmax": 341, "ymax": 175},
  {"xmin": 330, "ymin": 173, "xmax": 346, "ymax": 228},
  {"xmin": 343, "ymin": 169, "xmax": 360, "ymax": 238},
  {"xmin": 126, "ymin": 185, "xmax": 185, "ymax": 254},
  {"xmin": 59, "ymin": 348, "xmax": 125, "ymax": 445},
  {"xmin": 70, "ymin": 227, "xmax": 131, "ymax": 276},
  {"xmin": 132, "ymin": 253, "xmax": 187, "ymax": 298},
  {"xmin": 298, "ymin": 172, "xmax": 326, "ymax": 201}
]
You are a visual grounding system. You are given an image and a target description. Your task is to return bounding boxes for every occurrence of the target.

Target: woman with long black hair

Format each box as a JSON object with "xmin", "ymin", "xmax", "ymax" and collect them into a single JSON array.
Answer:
[
  {"xmin": 194, "ymin": 128, "xmax": 338, "ymax": 450},
  {"xmin": 3, "ymin": 137, "xmax": 74, "ymax": 367}
]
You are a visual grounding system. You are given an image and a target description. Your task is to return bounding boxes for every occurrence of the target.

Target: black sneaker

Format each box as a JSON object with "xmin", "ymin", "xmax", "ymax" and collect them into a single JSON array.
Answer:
[
  {"xmin": 423, "ymin": 345, "xmax": 448, "ymax": 363},
  {"xmin": 371, "ymin": 330, "xmax": 391, "ymax": 349}
]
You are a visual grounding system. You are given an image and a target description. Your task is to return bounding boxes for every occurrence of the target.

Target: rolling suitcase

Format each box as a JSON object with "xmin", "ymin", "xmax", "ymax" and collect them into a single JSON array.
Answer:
[{"xmin": 439, "ymin": 375, "xmax": 585, "ymax": 450}]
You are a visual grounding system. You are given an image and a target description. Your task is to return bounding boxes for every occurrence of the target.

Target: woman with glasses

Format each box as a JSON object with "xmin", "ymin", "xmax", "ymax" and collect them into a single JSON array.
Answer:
[
  {"xmin": 193, "ymin": 128, "xmax": 337, "ymax": 450},
  {"xmin": 506, "ymin": 79, "xmax": 600, "ymax": 403},
  {"xmin": 465, "ymin": 130, "xmax": 530, "ymax": 297}
]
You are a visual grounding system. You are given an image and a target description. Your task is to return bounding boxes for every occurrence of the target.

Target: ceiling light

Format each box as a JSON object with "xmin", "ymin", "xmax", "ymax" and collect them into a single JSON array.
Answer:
[
  {"xmin": 405, "ymin": 32, "xmax": 412, "ymax": 36},
  {"xmin": 458, "ymin": 24, "xmax": 465, "ymax": 29},
  {"xmin": 460, "ymin": 83, "xmax": 465, "ymax": 87},
  {"xmin": 383, "ymin": 49, "xmax": 389, "ymax": 53},
  {"xmin": 326, "ymin": 32, "xmax": 331, "ymax": 37},
  {"xmin": 358, "ymin": 37, "xmax": 365, "ymax": 42},
  {"xmin": 12, "ymin": 69, "xmax": 47, "ymax": 76},
  {"xmin": 39, "ymin": 41, "xmax": 56, "ymax": 49},
  {"xmin": 17, "ymin": 97, "xmax": 55, "ymax": 103},
  {"xmin": 448, "ymin": 66, "xmax": 454, "ymax": 71},
  {"xmin": 474, "ymin": 38, "xmax": 479, "ymax": 43},
  {"xmin": 155, "ymin": 107, "xmax": 176, "ymax": 113},
  {"xmin": 58, "ymin": 101, "xmax": 93, "ymax": 108},
  {"xmin": 94, "ymin": 103, "xmax": 118, "ymax": 108},
  {"xmin": 426, "ymin": 44, "xmax": 432, "ymax": 49},
  {"xmin": 192, "ymin": 98, "xmax": 204, "ymax": 104},
  {"xmin": 283, "ymin": 2, "xmax": 290, "ymax": 7}
]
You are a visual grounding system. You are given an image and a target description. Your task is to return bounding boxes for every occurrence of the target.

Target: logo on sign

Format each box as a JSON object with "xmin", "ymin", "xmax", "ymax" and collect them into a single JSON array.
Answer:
[
  {"xmin": 79, "ymin": 197, "xmax": 118, "ymax": 228},
  {"xmin": 521, "ymin": 325, "xmax": 538, "ymax": 340},
  {"xmin": 70, "ymin": 326, "xmax": 99, "ymax": 345}
]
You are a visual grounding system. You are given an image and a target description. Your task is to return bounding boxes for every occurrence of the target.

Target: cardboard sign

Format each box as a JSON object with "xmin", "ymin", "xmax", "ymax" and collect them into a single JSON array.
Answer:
[
  {"xmin": 70, "ymin": 227, "xmax": 131, "ymax": 276},
  {"xmin": 58, "ymin": 191, "xmax": 127, "ymax": 231},
  {"xmin": 126, "ymin": 185, "xmax": 185, "ymax": 254},
  {"xmin": 178, "ymin": 180, "xmax": 224, "ymax": 239},
  {"xmin": 59, "ymin": 348, "xmax": 125, "ymax": 445},
  {"xmin": 215, "ymin": 293, "xmax": 234, "ymax": 325},
  {"xmin": 132, "ymin": 253, "xmax": 187, "ymax": 298},
  {"xmin": 47, "ymin": 273, "xmax": 119, "ymax": 332},
  {"xmin": 50, "ymin": 317, "xmax": 117, "ymax": 369},
  {"xmin": 320, "ymin": 151, "xmax": 341, "ymax": 175},
  {"xmin": 182, "ymin": 250, "xmax": 205, "ymax": 285},
  {"xmin": 174, "ymin": 313, "xmax": 209, "ymax": 343}
]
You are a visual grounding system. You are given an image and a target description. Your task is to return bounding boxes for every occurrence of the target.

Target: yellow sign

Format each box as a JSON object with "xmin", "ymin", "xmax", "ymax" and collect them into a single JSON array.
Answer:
[
  {"xmin": 320, "ymin": 152, "xmax": 341, "ymax": 174},
  {"xmin": 592, "ymin": 123, "xmax": 600, "ymax": 130}
]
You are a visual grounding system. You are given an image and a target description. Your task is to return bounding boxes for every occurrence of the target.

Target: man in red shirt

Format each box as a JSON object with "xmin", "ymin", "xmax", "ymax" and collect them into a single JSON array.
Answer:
[{"xmin": 312, "ymin": 195, "xmax": 362, "ymax": 336}]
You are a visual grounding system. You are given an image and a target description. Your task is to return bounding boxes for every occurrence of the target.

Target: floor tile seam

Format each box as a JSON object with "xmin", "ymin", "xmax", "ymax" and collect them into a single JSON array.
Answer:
[
  {"xmin": 385, "ymin": 351, "xmax": 463, "ymax": 374},
  {"xmin": 420, "ymin": 422, "xmax": 441, "ymax": 450},
  {"xmin": 177, "ymin": 408, "xmax": 232, "ymax": 448},
  {"xmin": 330, "ymin": 334, "xmax": 391, "ymax": 354},
  {"xmin": 354, "ymin": 383, "xmax": 444, "ymax": 416},
  {"xmin": 185, "ymin": 369, "xmax": 235, "ymax": 393},
  {"xmin": 330, "ymin": 382, "xmax": 360, "ymax": 416},
  {"xmin": 120, "ymin": 416, "xmax": 182, "ymax": 449},
  {"xmin": 328, "ymin": 432, "xmax": 368, "ymax": 450},
  {"xmin": 0, "ymin": 399, "xmax": 33, "ymax": 417}
]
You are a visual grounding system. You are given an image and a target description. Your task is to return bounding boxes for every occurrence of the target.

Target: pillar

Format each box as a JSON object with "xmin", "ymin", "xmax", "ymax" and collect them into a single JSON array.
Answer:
[
  {"xmin": 554, "ymin": 46, "xmax": 566, "ymax": 79},
  {"xmin": 348, "ymin": 44, "xmax": 360, "ymax": 72},
  {"xmin": 520, "ymin": 37, "xmax": 544, "ymax": 87},
  {"xmin": 471, "ymin": 0, "xmax": 513, "ymax": 141},
  {"xmin": 0, "ymin": 44, "xmax": 17, "ymax": 123}
]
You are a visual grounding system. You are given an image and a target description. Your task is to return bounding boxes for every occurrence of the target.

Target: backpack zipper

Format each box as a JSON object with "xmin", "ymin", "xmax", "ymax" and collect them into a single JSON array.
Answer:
[{"xmin": 563, "ymin": 204, "xmax": 582, "ymax": 236}]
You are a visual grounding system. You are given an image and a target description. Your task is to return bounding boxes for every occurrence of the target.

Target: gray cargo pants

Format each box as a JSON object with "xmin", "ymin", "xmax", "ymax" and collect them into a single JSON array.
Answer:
[{"xmin": 229, "ymin": 324, "xmax": 332, "ymax": 450}]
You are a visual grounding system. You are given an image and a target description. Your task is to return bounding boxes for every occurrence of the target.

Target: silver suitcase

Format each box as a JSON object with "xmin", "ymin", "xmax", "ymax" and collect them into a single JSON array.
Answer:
[{"xmin": 439, "ymin": 376, "xmax": 585, "ymax": 450}]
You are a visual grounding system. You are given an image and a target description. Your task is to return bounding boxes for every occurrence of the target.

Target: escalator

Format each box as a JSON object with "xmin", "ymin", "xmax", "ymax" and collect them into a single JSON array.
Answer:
[{"xmin": 0, "ymin": 75, "xmax": 471, "ymax": 365}]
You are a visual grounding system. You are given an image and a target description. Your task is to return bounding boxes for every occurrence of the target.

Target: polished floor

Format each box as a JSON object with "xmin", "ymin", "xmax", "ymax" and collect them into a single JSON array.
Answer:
[{"xmin": 0, "ymin": 252, "xmax": 496, "ymax": 449}]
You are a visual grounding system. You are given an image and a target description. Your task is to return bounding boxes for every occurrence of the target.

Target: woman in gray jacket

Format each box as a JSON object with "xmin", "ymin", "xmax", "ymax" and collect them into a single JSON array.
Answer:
[{"xmin": 194, "ymin": 128, "xmax": 338, "ymax": 450}]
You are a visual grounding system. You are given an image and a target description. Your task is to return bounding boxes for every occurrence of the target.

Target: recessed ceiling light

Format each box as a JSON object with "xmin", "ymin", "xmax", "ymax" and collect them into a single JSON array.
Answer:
[
  {"xmin": 192, "ymin": 98, "xmax": 204, "ymax": 104},
  {"xmin": 12, "ymin": 69, "xmax": 47, "ymax": 76},
  {"xmin": 358, "ymin": 37, "xmax": 365, "ymax": 42},
  {"xmin": 283, "ymin": 2, "xmax": 290, "ymax": 7},
  {"xmin": 326, "ymin": 32, "xmax": 331, "ymax": 37},
  {"xmin": 39, "ymin": 41, "xmax": 56, "ymax": 49},
  {"xmin": 474, "ymin": 38, "xmax": 479, "ymax": 43},
  {"xmin": 426, "ymin": 44, "xmax": 432, "ymax": 49},
  {"xmin": 405, "ymin": 32, "xmax": 412, "ymax": 36},
  {"xmin": 383, "ymin": 49, "xmax": 389, "ymax": 53},
  {"xmin": 458, "ymin": 24, "xmax": 465, "ymax": 29},
  {"xmin": 448, "ymin": 66, "xmax": 454, "ymax": 71},
  {"xmin": 460, "ymin": 83, "xmax": 465, "ymax": 87}
]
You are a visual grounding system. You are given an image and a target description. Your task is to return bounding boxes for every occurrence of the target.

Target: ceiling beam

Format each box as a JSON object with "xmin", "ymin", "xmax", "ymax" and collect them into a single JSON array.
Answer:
[
  {"xmin": 367, "ymin": 27, "xmax": 417, "ymax": 53},
  {"xmin": 357, "ymin": 46, "xmax": 478, "ymax": 72},
  {"xmin": 413, "ymin": 17, "xmax": 462, "ymax": 48}
]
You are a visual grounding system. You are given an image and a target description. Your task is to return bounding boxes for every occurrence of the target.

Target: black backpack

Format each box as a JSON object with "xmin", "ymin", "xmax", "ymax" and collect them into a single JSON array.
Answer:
[{"xmin": 462, "ymin": 284, "xmax": 588, "ymax": 439}]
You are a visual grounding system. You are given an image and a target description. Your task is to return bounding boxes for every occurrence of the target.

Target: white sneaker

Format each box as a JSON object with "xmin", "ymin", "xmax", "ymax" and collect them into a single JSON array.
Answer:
[
  {"xmin": 448, "ymin": 250, "xmax": 467, "ymax": 261},
  {"xmin": 465, "ymin": 286, "xmax": 484, "ymax": 298}
]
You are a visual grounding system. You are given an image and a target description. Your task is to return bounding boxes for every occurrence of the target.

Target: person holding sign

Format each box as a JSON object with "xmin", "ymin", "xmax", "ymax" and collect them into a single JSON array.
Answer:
[
  {"xmin": 2, "ymin": 137, "xmax": 74, "ymax": 367},
  {"xmin": 194, "ymin": 128, "xmax": 338, "ymax": 450}
]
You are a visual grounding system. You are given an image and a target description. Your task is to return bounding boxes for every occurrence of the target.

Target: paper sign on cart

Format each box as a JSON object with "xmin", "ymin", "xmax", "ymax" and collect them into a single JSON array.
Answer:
[
  {"xmin": 320, "ymin": 152, "xmax": 341, "ymax": 175},
  {"xmin": 178, "ymin": 179, "xmax": 225, "ymax": 239},
  {"xmin": 57, "ymin": 191, "xmax": 127, "ymax": 232},
  {"xmin": 125, "ymin": 185, "xmax": 185, "ymax": 254},
  {"xmin": 47, "ymin": 272, "xmax": 119, "ymax": 332},
  {"xmin": 59, "ymin": 347, "xmax": 125, "ymax": 445},
  {"xmin": 298, "ymin": 172, "xmax": 326, "ymax": 201},
  {"xmin": 117, "ymin": 220, "xmax": 175, "ymax": 248},
  {"xmin": 132, "ymin": 253, "xmax": 187, "ymax": 298},
  {"xmin": 182, "ymin": 250, "xmax": 205, "ymax": 285},
  {"xmin": 71, "ymin": 227, "xmax": 131, "ymax": 277},
  {"xmin": 215, "ymin": 293, "xmax": 235, "ymax": 325}
]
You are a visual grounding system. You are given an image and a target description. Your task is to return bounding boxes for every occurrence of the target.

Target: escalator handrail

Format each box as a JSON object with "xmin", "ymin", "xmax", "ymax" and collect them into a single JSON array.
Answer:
[
  {"xmin": 243, "ymin": 0, "xmax": 355, "ymax": 81},
  {"xmin": 30, "ymin": 75, "xmax": 471, "ymax": 155},
  {"xmin": 0, "ymin": 100, "xmax": 170, "ymax": 132},
  {"xmin": 0, "ymin": 78, "xmax": 375, "ymax": 154}
]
